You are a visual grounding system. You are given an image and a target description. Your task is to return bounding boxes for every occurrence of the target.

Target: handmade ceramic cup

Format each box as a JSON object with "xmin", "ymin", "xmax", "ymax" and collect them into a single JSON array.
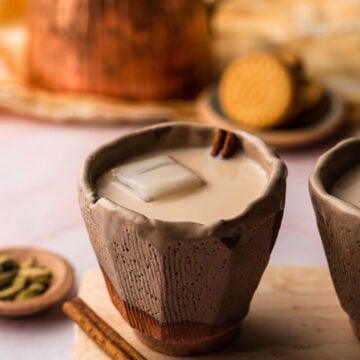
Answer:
[
  {"xmin": 309, "ymin": 137, "xmax": 360, "ymax": 339},
  {"xmin": 78, "ymin": 122, "xmax": 287, "ymax": 356}
]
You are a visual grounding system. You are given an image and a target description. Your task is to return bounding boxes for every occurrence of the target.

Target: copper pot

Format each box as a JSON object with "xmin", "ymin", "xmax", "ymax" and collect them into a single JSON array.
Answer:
[{"xmin": 27, "ymin": 0, "xmax": 214, "ymax": 100}]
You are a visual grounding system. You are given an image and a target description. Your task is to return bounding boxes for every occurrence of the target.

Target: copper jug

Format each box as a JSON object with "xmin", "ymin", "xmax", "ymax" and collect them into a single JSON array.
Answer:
[{"xmin": 27, "ymin": 0, "xmax": 215, "ymax": 100}]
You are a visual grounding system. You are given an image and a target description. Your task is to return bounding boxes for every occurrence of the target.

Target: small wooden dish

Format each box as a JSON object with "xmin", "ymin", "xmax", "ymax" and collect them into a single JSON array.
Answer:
[
  {"xmin": 197, "ymin": 86, "xmax": 346, "ymax": 149},
  {"xmin": 0, "ymin": 247, "xmax": 74, "ymax": 317}
]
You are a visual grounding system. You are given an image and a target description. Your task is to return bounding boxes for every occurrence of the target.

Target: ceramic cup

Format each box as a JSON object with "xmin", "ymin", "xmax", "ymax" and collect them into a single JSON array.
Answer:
[
  {"xmin": 78, "ymin": 122, "xmax": 287, "ymax": 356},
  {"xmin": 309, "ymin": 137, "xmax": 360, "ymax": 340}
]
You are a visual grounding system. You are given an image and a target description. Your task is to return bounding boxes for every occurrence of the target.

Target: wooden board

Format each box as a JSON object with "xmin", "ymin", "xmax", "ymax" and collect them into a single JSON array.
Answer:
[{"xmin": 72, "ymin": 267, "xmax": 360, "ymax": 359}]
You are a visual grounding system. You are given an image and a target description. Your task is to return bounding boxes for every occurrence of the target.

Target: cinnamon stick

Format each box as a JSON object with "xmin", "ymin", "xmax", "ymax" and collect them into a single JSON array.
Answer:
[
  {"xmin": 211, "ymin": 129, "xmax": 238, "ymax": 159},
  {"xmin": 63, "ymin": 297, "xmax": 146, "ymax": 360},
  {"xmin": 211, "ymin": 128, "xmax": 226, "ymax": 157},
  {"xmin": 221, "ymin": 132, "xmax": 238, "ymax": 159}
]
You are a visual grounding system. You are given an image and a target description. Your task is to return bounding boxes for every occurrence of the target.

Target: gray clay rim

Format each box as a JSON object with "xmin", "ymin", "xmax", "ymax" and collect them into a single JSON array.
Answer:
[
  {"xmin": 79, "ymin": 122, "xmax": 286, "ymax": 234},
  {"xmin": 310, "ymin": 137, "xmax": 360, "ymax": 218}
]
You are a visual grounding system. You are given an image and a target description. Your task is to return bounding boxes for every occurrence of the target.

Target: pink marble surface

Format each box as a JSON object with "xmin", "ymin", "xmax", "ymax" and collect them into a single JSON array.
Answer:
[{"xmin": 0, "ymin": 115, "xmax": 359, "ymax": 359}]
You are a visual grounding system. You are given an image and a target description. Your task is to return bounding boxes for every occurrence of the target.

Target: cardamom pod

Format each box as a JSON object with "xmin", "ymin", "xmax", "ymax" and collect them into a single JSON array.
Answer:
[
  {"xmin": 0, "ymin": 255, "xmax": 53, "ymax": 302},
  {"xmin": 16, "ymin": 282, "xmax": 46, "ymax": 300},
  {"xmin": 0, "ymin": 270, "xmax": 17, "ymax": 289},
  {"xmin": 0, "ymin": 256, "xmax": 19, "ymax": 273},
  {"xmin": 0, "ymin": 275, "xmax": 27, "ymax": 300},
  {"xmin": 19, "ymin": 267, "xmax": 52, "ymax": 285},
  {"xmin": 21, "ymin": 257, "xmax": 36, "ymax": 269}
]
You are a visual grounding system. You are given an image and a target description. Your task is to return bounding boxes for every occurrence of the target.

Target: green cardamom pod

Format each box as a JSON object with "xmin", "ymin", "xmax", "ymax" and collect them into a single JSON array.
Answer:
[
  {"xmin": 16, "ymin": 282, "xmax": 46, "ymax": 300},
  {"xmin": 21, "ymin": 257, "xmax": 36, "ymax": 269},
  {"xmin": 0, "ymin": 275, "xmax": 27, "ymax": 300},
  {"xmin": 0, "ymin": 270, "xmax": 17, "ymax": 289},
  {"xmin": 0, "ymin": 257, "xmax": 19, "ymax": 273},
  {"xmin": 19, "ymin": 267, "xmax": 52, "ymax": 285}
]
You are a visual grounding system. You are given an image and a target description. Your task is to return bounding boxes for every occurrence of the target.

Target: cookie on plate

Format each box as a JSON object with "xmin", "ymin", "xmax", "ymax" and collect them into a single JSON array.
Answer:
[
  {"xmin": 290, "ymin": 83, "xmax": 330, "ymax": 128},
  {"xmin": 275, "ymin": 49, "xmax": 304, "ymax": 79},
  {"xmin": 219, "ymin": 52, "xmax": 298, "ymax": 130}
]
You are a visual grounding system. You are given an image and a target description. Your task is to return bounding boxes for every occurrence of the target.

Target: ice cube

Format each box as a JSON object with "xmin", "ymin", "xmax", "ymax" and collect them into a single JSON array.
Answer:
[{"xmin": 112, "ymin": 155, "xmax": 205, "ymax": 202}]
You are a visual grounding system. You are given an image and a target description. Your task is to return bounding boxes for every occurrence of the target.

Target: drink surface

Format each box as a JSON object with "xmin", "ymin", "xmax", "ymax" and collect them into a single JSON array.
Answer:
[
  {"xmin": 332, "ymin": 164, "xmax": 360, "ymax": 208},
  {"xmin": 97, "ymin": 147, "xmax": 267, "ymax": 223}
]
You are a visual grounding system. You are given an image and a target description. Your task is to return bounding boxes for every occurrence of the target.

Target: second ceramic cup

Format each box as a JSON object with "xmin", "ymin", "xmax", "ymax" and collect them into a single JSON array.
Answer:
[{"xmin": 309, "ymin": 137, "xmax": 360, "ymax": 340}]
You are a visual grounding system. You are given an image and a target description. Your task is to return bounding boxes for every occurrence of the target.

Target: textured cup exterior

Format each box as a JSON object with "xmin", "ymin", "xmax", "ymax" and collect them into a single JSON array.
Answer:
[
  {"xmin": 79, "ymin": 123, "xmax": 287, "ymax": 347},
  {"xmin": 310, "ymin": 138, "xmax": 360, "ymax": 326}
]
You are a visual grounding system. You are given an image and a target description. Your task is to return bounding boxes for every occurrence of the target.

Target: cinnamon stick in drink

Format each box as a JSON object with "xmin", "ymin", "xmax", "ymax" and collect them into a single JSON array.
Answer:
[
  {"xmin": 221, "ymin": 132, "xmax": 239, "ymax": 159},
  {"xmin": 211, "ymin": 129, "xmax": 238, "ymax": 159},
  {"xmin": 211, "ymin": 129, "xmax": 226, "ymax": 157}
]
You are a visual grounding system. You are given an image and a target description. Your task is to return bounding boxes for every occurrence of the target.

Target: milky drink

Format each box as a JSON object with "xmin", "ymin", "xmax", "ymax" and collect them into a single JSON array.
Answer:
[{"xmin": 97, "ymin": 146, "xmax": 267, "ymax": 224}]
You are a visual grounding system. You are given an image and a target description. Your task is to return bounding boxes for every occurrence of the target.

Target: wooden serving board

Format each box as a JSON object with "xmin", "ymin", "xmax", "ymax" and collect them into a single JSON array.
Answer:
[{"xmin": 72, "ymin": 267, "xmax": 360, "ymax": 359}]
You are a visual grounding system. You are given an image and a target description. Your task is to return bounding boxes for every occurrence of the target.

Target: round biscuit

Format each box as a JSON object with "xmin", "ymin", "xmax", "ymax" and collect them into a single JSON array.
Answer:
[{"xmin": 219, "ymin": 52, "xmax": 296, "ymax": 129}]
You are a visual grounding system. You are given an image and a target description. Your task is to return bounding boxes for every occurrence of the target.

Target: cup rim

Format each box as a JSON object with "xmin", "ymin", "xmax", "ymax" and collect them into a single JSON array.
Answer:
[
  {"xmin": 79, "ymin": 122, "xmax": 287, "ymax": 233},
  {"xmin": 309, "ymin": 137, "xmax": 360, "ymax": 217}
]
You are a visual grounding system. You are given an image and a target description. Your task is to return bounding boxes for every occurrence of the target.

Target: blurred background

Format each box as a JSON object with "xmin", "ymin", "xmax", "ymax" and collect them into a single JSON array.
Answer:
[
  {"xmin": 0, "ymin": 0, "xmax": 359, "ymax": 121},
  {"xmin": 0, "ymin": 1, "xmax": 360, "ymax": 358}
]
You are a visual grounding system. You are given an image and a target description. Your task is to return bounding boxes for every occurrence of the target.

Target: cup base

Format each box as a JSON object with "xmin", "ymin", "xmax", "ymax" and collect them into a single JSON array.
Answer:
[
  {"xmin": 349, "ymin": 318, "xmax": 360, "ymax": 341},
  {"xmin": 102, "ymin": 268, "xmax": 243, "ymax": 355},
  {"xmin": 135, "ymin": 322, "xmax": 240, "ymax": 356}
]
